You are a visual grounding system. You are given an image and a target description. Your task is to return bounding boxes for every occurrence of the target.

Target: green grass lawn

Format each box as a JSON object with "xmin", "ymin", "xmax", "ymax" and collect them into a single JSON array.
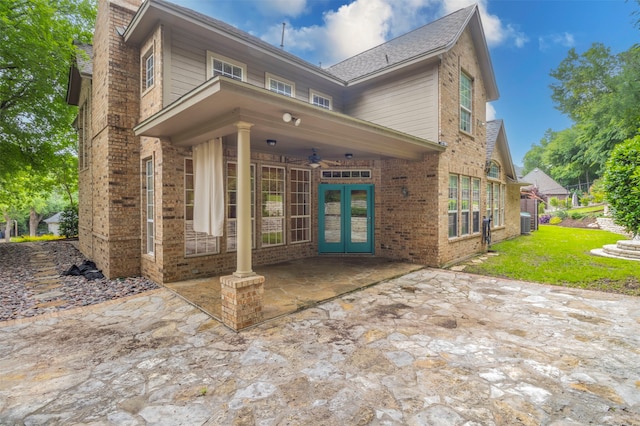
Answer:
[{"xmin": 463, "ymin": 225, "xmax": 640, "ymax": 296}]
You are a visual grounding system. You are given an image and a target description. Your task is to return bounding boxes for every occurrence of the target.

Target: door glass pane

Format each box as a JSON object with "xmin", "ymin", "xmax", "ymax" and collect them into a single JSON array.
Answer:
[
  {"xmin": 350, "ymin": 189, "xmax": 368, "ymax": 243},
  {"xmin": 324, "ymin": 190, "xmax": 341, "ymax": 243}
]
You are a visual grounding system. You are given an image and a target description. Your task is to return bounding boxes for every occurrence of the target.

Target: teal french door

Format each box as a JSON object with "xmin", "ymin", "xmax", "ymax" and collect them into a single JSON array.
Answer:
[{"xmin": 318, "ymin": 184, "xmax": 374, "ymax": 253}]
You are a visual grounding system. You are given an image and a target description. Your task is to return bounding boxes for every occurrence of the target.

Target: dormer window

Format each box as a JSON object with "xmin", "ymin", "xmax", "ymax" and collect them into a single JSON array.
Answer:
[
  {"xmin": 460, "ymin": 72, "xmax": 472, "ymax": 133},
  {"xmin": 207, "ymin": 52, "xmax": 246, "ymax": 81},
  {"xmin": 266, "ymin": 73, "xmax": 294, "ymax": 97}
]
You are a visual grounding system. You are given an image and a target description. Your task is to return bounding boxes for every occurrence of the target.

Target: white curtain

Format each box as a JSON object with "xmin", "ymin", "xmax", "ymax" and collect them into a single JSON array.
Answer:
[{"xmin": 193, "ymin": 138, "xmax": 224, "ymax": 236}]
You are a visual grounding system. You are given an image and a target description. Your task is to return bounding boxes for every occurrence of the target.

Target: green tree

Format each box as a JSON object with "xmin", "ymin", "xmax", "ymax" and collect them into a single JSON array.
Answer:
[
  {"xmin": 0, "ymin": 0, "xmax": 95, "ymax": 178},
  {"xmin": 522, "ymin": 129, "xmax": 552, "ymax": 175},
  {"xmin": 602, "ymin": 135, "xmax": 640, "ymax": 238}
]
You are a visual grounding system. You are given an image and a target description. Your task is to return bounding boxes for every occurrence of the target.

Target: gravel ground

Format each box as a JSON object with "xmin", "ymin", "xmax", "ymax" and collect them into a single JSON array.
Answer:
[{"xmin": 0, "ymin": 240, "xmax": 159, "ymax": 321}]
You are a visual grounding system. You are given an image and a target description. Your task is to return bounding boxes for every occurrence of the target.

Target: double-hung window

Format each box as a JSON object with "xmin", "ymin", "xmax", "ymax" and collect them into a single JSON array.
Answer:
[
  {"xmin": 460, "ymin": 72, "xmax": 472, "ymax": 133},
  {"xmin": 184, "ymin": 159, "xmax": 220, "ymax": 256},
  {"xmin": 448, "ymin": 174, "xmax": 458, "ymax": 238},
  {"xmin": 145, "ymin": 159, "xmax": 154, "ymax": 255},
  {"xmin": 460, "ymin": 176, "xmax": 470, "ymax": 236},
  {"xmin": 142, "ymin": 50, "xmax": 154, "ymax": 91},
  {"xmin": 266, "ymin": 73, "xmax": 294, "ymax": 97},
  {"xmin": 290, "ymin": 168, "xmax": 311, "ymax": 243},
  {"xmin": 227, "ymin": 162, "xmax": 255, "ymax": 251},
  {"xmin": 207, "ymin": 52, "xmax": 246, "ymax": 82},
  {"xmin": 472, "ymin": 178, "xmax": 481, "ymax": 233},
  {"xmin": 261, "ymin": 166, "xmax": 285, "ymax": 246}
]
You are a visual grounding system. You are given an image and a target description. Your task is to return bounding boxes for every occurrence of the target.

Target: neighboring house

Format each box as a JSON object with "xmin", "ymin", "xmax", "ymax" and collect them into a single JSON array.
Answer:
[
  {"xmin": 43, "ymin": 212, "xmax": 62, "ymax": 236},
  {"xmin": 67, "ymin": 0, "xmax": 521, "ymax": 328},
  {"xmin": 521, "ymin": 168, "xmax": 570, "ymax": 203}
]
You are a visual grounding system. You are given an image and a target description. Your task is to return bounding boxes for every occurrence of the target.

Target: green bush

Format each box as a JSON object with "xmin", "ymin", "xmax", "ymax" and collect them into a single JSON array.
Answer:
[
  {"xmin": 603, "ymin": 135, "xmax": 640, "ymax": 237},
  {"xmin": 549, "ymin": 216, "xmax": 563, "ymax": 225},
  {"xmin": 554, "ymin": 210, "xmax": 568, "ymax": 220},
  {"xmin": 59, "ymin": 206, "xmax": 79, "ymax": 238},
  {"xmin": 568, "ymin": 211, "xmax": 585, "ymax": 220}
]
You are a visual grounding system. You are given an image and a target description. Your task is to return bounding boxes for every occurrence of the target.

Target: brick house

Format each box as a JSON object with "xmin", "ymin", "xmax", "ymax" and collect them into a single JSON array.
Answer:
[{"xmin": 67, "ymin": 0, "xmax": 521, "ymax": 326}]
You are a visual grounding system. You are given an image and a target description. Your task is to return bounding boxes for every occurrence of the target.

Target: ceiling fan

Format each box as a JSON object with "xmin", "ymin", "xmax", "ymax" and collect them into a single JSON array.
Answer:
[{"xmin": 288, "ymin": 148, "xmax": 340, "ymax": 168}]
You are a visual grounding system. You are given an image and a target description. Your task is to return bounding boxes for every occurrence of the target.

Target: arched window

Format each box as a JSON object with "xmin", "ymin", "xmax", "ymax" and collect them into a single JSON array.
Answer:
[{"xmin": 487, "ymin": 161, "xmax": 500, "ymax": 179}]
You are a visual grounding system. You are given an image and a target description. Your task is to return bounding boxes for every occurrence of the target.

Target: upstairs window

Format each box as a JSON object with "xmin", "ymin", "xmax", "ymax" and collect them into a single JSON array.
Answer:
[
  {"xmin": 488, "ymin": 161, "xmax": 500, "ymax": 179},
  {"xmin": 310, "ymin": 90, "xmax": 332, "ymax": 109},
  {"xmin": 460, "ymin": 72, "xmax": 472, "ymax": 133},
  {"xmin": 142, "ymin": 50, "xmax": 154, "ymax": 91},
  {"xmin": 207, "ymin": 52, "xmax": 246, "ymax": 82},
  {"xmin": 267, "ymin": 73, "xmax": 294, "ymax": 97}
]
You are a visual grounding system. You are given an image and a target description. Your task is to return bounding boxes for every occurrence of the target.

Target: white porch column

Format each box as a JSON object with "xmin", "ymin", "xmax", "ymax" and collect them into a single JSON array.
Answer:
[
  {"xmin": 234, "ymin": 121, "xmax": 255, "ymax": 277},
  {"xmin": 221, "ymin": 120, "xmax": 264, "ymax": 331}
]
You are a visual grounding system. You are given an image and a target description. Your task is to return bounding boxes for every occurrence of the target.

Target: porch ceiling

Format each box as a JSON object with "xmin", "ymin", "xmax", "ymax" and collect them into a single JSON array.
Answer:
[{"xmin": 134, "ymin": 77, "xmax": 445, "ymax": 162}]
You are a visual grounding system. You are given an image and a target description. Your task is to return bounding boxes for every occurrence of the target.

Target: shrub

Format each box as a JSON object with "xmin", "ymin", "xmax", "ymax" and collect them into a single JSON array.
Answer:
[
  {"xmin": 549, "ymin": 197, "xmax": 559, "ymax": 208},
  {"xmin": 539, "ymin": 214, "xmax": 551, "ymax": 224},
  {"xmin": 568, "ymin": 211, "xmax": 585, "ymax": 220},
  {"xmin": 603, "ymin": 135, "xmax": 640, "ymax": 237},
  {"xmin": 549, "ymin": 217, "xmax": 563, "ymax": 225},
  {"xmin": 554, "ymin": 210, "xmax": 568, "ymax": 220},
  {"xmin": 59, "ymin": 206, "xmax": 79, "ymax": 238}
]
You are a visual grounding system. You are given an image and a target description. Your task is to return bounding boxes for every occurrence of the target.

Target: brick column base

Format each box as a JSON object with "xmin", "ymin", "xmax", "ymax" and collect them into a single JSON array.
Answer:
[{"xmin": 220, "ymin": 274, "xmax": 265, "ymax": 331}]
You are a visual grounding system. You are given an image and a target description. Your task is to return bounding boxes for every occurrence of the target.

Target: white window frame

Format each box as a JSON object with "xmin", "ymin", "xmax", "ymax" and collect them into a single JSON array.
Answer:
[
  {"xmin": 261, "ymin": 165, "xmax": 286, "ymax": 247},
  {"xmin": 145, "ymin": 159, "xmax": 154, "ymax": 255},
  {"xmin": 460, "ymin": 176, "xmax": 470, "ymax": 236},
  {"xmin": 142, "ymin": 49, "xmax": 154, "ymax": 92},
  {"xmin": 448, "ymin": 174, "xmax": 458, "ymax": 238},
  {"xmin": 460, "ymin": 72, "xmax": 472, "ymax": 133},
  {"xmin": 488, "ymin": 161, "xmax": 500, "ymax": 179},
  {"xmin": 227, "ymin": 162, "xmax": 255, "ymax": 252},
  {"xmin": 266, "ymin": 73, "xmax": 294, "ymax": 97},
  {"xmin": 184, "ymin": 158, "xmax": 220, "ymax": 256},
  {"xmin": 206, "ymin": 52, "xmax": 246, "ymax": 82},
  {"xmin": 290, "ymin": 168, "xmax": 311, "ymax": 244},
  {"xmin": 472, "ymin": 178, "xmax": 481, "ymax": 233},
  {"xmin": 77, "ymin": 103, "xmax": 88, "ymax": 171},
  {"xmin": 310, "ymin": 89, "xmax": 332, "ymax": 110}
]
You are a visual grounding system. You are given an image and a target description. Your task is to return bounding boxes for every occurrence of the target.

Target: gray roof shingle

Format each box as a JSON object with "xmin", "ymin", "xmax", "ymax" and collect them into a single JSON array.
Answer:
[
  {"xmin": 485, "ymin": 119, "xmax": 502, "ymax": 162},
  {"xmin": 326, "ymin": 5, "xmax": 476, "ymax": 82}
]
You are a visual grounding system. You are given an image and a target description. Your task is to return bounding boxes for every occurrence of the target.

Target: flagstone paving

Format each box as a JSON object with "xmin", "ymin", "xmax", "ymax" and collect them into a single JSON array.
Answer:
[{"xmin": 1, "ymin": 269, "xmax": 639, "ymax": 425}]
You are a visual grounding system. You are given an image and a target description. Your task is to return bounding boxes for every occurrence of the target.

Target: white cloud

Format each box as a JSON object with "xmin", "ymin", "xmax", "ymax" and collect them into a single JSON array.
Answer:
[
  {"xmin": 486, "ymin": 102, "xmax": 496, "ymax": 121},
  {"xmin": 262, "ymin": 0, "xmax": 528, "ymax": 66},
  {"xmin": 323, "ymin": 0, "xmax": 393, "ymax": 63},
  {"xmin": 538, "ymin": 32, "xmax": 575, "ymax": 51}
]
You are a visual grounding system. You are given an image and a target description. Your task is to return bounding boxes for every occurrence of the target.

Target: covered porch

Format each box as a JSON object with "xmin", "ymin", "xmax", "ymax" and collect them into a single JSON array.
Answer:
[
  {"xmin": 163, "ymin": 256, "xmax": 423, "ymax": 328},
  {"xmin": 135, "ymin": 76, "xmax": 443, "ymax": 330}
]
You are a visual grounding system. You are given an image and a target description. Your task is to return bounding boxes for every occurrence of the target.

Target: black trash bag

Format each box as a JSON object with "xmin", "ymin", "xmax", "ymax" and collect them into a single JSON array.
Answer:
[
  {"xmin": 62, "ymin": 260, "xmax": 104, "ymax": 280},
  {"xmin": 63, "ymin": 264, "xmax": 82, "ymax": 276}
]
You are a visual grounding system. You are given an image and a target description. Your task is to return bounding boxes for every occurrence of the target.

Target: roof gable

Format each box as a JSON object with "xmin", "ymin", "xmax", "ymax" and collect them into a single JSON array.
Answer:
[
  {"xmin": 325, "ymin": 4, "xmax": 498, "ymax": 99},
  {"xmin": 521, "ymin": 168, "xmax": 570, "ymax": 195},
  {"xmin": 486, "ymin": 119, "xmax": 517, "ymax": 181}
]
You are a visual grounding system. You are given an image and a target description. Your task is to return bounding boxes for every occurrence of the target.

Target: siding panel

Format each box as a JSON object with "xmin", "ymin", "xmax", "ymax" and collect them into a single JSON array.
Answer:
[
  {"xmin": 345, "ymin": 66, "xmax": 438, "ymax": 141},
  {"xmin": 170, "ymin": 31, "xmax": 206, "ymax": 103}
]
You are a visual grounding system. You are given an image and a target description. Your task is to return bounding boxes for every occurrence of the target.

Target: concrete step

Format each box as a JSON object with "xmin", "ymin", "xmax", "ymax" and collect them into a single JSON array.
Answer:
[
  {"xmin": 616, "ymin": 240, "xmax": 640, "ymax": 252},
  {"xmin": 602, "ymin": 244, "xmax": 640, "ymax": 260}
]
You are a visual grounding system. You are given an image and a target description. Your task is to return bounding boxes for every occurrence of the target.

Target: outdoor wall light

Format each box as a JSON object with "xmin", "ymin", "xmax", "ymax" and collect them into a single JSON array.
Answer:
[
  {"xmin": 344, "ymin": 153, "xmax": 353, "ymax": 159},
  {"xmin": 309, "ymin": 162, "xmax": 320, "ymax": 169},
  {"xmin": 401, "ymin": 186, "xmax": 409, "ymax": 197},
  {"xmin": 282, "ymin": 112, "xmax": 301, "ymax": 126},
  {"xmin": 266, "ymin": 139, "xmax": 277, "ymax": 147}
]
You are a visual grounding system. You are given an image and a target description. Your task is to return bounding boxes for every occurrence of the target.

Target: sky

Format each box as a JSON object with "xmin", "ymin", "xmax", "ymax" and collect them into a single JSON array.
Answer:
[{"xmin": 174, "ymin": 0, "xmax": 639, "ymax": 166}]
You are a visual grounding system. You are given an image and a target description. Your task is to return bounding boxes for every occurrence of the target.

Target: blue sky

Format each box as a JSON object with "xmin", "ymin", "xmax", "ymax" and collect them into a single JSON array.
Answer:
[{"xmin": 173, "ymin": 0, "xmax": 639, "ymax": 166}]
